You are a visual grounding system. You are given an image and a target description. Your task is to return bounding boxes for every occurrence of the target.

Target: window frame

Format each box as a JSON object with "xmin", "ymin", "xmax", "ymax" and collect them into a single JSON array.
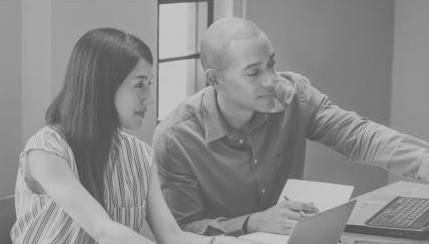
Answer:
[{"xmin": 156, "ymin": 0, "xmax": 214, "ymax": 122}]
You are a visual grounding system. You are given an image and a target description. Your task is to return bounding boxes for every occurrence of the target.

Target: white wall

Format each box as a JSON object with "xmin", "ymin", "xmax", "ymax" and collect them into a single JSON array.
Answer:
[
  {"xmin": 391, "ymin": 0, "xmax": 429, "ymax": 142},
  {"xmin": 246, "ymin": 0, "xmax": 395, "ymax": 196},
  {"xmin": 389, "ymin": 0, "xmax": 429, "ymax": 183},
  {"xmin": 21, "ymin": 0, "xmax": 52, "ymax": 149},
  {"xmin": 0, "ymin": 0, "xmax": 22, "ymax": 196}
]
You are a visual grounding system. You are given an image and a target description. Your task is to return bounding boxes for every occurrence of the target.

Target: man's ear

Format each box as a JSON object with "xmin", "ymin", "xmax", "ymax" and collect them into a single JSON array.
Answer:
[{"xmin": 205, "ymin": 68, "xmax": 219, "ymax": 87}]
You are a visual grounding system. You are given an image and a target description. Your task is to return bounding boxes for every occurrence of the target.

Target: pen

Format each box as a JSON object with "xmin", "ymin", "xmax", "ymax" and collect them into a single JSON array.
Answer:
[{"xmin": 283, "ymin": 196, "xmax": 306, "ymax": 217}]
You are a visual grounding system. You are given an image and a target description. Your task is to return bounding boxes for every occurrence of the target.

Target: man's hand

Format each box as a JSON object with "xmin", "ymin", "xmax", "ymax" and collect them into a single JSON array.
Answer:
[
  {"xmin": 416, "ymin": 159, "xmax": 429, "ymax": 183},
  {"xmin": 246, "ymin": 200, "xmax": 318, "ymax": 235},
  {"xmin": 273, "ymin": 71, "xmax": 309, "ymax": 108}
]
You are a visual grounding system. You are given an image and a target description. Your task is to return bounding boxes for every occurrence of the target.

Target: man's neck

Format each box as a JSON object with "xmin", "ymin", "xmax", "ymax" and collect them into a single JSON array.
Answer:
[{"xmin": 216, "ymin": 92, "xmax": 254, "ymax": 131}]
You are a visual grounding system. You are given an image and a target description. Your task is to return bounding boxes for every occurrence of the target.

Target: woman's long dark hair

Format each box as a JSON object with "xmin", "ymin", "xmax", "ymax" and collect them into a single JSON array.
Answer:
[{"xmin": 46, "ymin": 28, "xmax": 153, "ymax": 206}]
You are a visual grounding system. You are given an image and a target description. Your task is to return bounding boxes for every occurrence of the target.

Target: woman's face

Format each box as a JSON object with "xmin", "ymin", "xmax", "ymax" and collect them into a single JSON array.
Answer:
[{"xmin": 114, "ymin": 59, "xmax": 153, "ymax": 130}]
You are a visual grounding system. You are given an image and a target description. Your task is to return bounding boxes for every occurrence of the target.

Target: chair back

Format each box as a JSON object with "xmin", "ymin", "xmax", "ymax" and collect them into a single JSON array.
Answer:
[{"xmin": 0, "ymin": 194, "xmax": 15, "ymax": 244}]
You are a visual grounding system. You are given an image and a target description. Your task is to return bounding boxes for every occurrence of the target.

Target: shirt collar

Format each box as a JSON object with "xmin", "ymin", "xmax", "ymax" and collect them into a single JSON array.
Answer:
[{"xmin": 202, "ymin": 87, "xmax": 268, "ymax": 142}]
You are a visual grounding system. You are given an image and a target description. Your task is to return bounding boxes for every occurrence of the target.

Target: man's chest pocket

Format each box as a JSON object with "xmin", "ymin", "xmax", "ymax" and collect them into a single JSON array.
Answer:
[
  {"xmin": 270, "ymin": 150, "xmax": 295, "ymax": 178},
  {"xmin": 274, "ymin": 151, "xmax": 288, "ymax": 166}
]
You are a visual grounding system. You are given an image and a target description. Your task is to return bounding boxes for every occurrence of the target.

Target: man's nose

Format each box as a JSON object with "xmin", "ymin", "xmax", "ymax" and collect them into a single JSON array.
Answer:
[{"xmin": 261, "ymin": 72, "xmax": 276, "ymax": 88}]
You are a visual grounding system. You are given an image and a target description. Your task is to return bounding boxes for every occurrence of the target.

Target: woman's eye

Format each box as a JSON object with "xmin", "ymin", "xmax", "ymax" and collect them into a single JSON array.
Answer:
[{"xmin": 135, "ymin": 79, "xmax": 152, "ymax": 88}]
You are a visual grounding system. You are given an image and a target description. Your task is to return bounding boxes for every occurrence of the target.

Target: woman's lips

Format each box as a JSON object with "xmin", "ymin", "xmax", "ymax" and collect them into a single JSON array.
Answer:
[{"xmin": 134, "ymin": 110, "xmax": 146, "ymax": 117}]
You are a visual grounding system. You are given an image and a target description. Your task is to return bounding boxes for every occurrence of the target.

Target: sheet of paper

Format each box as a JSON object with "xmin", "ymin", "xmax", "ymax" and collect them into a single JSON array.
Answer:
[
  {"xmin": 278, "ymin": 179, "xmax": 354, "ymax": 212},
  {"xmin": 239, "ymin": 232, "xmax": 289, "ymax": 244}
]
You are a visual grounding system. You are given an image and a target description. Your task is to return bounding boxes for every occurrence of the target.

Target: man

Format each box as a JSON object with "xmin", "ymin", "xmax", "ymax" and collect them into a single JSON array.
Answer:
[{"xmin": 152, "ymin": 18, "xmax": 429, "ymax": 236}]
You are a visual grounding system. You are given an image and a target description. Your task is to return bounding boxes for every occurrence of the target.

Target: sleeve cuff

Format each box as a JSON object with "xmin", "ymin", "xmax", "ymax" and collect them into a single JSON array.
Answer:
[{"xmin": 183, "ymin": 214, "xmax": 252, "ymax": 236}]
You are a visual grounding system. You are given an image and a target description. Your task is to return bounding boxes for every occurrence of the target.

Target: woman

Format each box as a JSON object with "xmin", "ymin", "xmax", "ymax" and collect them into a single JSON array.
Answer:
[{"xmin": 10, "ymin": 28, "xmax": 260, "ymax": 244}]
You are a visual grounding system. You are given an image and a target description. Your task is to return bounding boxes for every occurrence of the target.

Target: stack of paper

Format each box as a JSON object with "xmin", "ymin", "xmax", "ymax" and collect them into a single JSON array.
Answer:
[{"xmin": 278, "ymin": 179, "xmax": 354, "ymax": 212}]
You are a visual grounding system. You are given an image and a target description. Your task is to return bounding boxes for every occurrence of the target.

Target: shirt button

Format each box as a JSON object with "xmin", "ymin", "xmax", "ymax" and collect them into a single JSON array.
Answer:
[
  {"xmin": 253, "ymin": 159, "xmax": 258, "ymax": 165},
  {"xmin": 261, "ymin": 187, "xmax": 266, "ymax": 194},
  {"xmin": 238, "ymin": 139, "xmax": 244, "ymax": 144}
]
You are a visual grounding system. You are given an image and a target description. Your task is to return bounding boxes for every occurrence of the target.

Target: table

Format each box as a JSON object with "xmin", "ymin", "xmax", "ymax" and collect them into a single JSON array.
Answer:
[
  {"xmin": 342, "ymin": 181, "xmax": 429, "ymax": 244},
  {"xmin": 240, "ymin": 181, "xmax": 429, "ymax": 244}
]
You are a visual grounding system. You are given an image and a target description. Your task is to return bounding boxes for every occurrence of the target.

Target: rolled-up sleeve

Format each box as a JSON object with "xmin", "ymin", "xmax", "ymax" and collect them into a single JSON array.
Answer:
[{"xmin": 303, "ymin": 80, "xmax": 429, "ymax": 182}]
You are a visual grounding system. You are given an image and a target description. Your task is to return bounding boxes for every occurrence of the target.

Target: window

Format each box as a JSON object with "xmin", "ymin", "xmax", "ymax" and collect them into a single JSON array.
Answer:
[{"xmin": 157, "ymin": 0, "xmax": 214, "ymax": 121}]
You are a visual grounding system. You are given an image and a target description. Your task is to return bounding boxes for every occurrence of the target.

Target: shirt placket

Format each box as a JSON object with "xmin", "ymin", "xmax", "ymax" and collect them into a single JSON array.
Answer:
[
  {"xmin": 227, "ymin": 134, "xmax": 263, "ymax": 209},
  {"xmin": 247, "ymin": 136, "xmax": 268, "ymax": 210}
]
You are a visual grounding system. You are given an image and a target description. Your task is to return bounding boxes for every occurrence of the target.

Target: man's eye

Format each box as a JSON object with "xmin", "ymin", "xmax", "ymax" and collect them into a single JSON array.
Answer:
[
  {"xmin": 268, "ymin": 60, "xmax": 276, "ymax": 69},
  {"xmin": 247, "ymin": 70, "xmax": 259, "ymax": 76}
]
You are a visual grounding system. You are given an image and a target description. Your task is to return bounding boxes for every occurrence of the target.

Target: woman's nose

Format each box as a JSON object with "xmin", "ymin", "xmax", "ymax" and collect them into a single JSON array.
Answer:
[
  {"xmin": 142, "ymin": 89, "xmax": 154, "ymax": 105},
  {"xmin": 144, "ymin": 95, "xmax": 154, "ymax": 106}
]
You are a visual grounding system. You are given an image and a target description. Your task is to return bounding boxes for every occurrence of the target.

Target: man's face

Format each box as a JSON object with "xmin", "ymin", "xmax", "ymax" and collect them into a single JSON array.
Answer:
[{"xmin": 216, "ymin": 36, "xmax": 277, "ymax": 113}]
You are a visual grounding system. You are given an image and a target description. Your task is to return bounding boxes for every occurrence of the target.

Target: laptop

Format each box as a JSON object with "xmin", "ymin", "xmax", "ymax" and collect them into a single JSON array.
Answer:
[
  {"xmin": 345, "ymin": 196, "xmax": 429, "ymax": 239},
  {"xmin": 240, "ymin": 200, "xmax": 356, "ymax": 244}
]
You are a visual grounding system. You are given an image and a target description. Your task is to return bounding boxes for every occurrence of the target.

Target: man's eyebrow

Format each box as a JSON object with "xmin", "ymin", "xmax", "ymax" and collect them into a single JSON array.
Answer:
[
  {"xmin": 243, "ymin": 61, "xmax": 262, "ymax": 71},
  {"xmin": 243, "ymin": 53, "xmax": 276, "ymax": 71}
]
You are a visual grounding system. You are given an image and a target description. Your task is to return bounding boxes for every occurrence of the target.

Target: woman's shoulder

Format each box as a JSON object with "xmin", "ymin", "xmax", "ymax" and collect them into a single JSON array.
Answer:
[
  {"xmin": 23, "ymin": 125, "xmax": 71, "ymax": 159},
  {"xmin": 25, "ymin": 126, "xmax": 67, "ymax": 147}
]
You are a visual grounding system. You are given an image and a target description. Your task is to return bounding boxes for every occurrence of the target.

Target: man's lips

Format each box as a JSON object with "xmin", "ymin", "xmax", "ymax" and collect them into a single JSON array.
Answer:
[{"xmin": 258, "ymin": 93, "xmax": 276, "ymax": 98}]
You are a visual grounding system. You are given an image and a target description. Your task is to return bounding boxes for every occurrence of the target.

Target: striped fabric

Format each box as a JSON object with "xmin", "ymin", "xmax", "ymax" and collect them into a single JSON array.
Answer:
[{"xmin": 10, "ymin": 126, "xmax": 153, "ymax": 243}]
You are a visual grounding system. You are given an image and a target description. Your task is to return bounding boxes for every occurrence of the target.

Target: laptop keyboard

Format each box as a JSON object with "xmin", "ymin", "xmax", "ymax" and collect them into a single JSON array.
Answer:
[{"xmin": 365, "ymin": 196, "xmax": 429, "ymax": 229}]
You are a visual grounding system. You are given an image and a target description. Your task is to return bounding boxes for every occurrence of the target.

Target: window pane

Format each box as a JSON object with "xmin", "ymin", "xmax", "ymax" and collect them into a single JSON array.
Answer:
[
  {"xmin": 158, "ymin": 59, "xmax": 196, "ymax": 120},
  {"xmin": 159, "ymin": 3, "xmax": 195, "ymax": 58},
  {"xmin": 159, "ymin": 2, "xmax": 207, "ymax": 59}
]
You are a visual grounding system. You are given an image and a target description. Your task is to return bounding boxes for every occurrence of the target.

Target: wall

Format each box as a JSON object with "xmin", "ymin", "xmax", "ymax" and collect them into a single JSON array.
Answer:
[
  {"xmin": 0, "ymin": 0, "xmax": 22, "ymax": 196},
  {"xmin": 391, "ymin": 0, "xmax": 429, "ymax": 142},
  {"xmin": 51, "ymin": 0, "xmax": 158, "ymax": 142},
  {"xmin": 21, "ymin": 0, "xmax": 53, "ymax": 151},
  {"xmin": 389, "ymin": 0, "xmax": 429, "ymax": 183},
  {"xmin": 246, "ymin": 0, "xmax": 395, "ymax": 196}
]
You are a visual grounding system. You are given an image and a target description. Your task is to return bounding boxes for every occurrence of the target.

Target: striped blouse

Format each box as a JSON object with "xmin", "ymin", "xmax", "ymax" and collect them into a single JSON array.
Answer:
[{"xmin": 11, "ymin": 126, "xmax": 153, "ymax": 243}]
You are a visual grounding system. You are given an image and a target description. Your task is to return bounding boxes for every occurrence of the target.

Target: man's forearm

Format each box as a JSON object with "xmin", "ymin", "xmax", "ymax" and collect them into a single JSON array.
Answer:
[{"xmin": 309, "ymin": 99, "xmax": 429, "ymax": 181}]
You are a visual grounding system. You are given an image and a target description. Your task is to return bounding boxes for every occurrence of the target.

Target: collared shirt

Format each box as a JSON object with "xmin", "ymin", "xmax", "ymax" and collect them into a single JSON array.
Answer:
[{"xmin": 152, "ymin": 78, "xmax": 429, "ymax": 236}]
